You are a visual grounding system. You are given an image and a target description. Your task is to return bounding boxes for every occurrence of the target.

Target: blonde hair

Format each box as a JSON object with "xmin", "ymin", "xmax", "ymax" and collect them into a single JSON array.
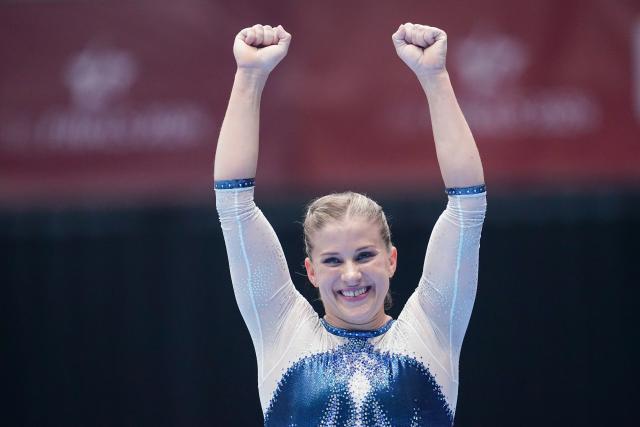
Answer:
[{"xmin": 303, "ymin": 191, "xmax": 393, "ymax": 309}]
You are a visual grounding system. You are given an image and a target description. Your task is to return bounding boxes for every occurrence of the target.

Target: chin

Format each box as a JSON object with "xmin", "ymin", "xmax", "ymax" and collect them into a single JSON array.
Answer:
[
  {"xmin": 338, "ymin": 303, "xmax": 382, "ymax": 325},
  {"xmin": 341, "ymin": 312, "xmax": 371, "ymax": 325}
]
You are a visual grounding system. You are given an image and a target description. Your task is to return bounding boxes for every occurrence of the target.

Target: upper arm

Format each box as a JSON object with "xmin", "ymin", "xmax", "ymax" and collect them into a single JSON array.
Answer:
[
  {"xmin": 399, "ymin": 189, "xmax": 487, "ymax": 374},
  {"xmin": 216, "ymin": 183, "xmax": 312, "ymax": 380}
]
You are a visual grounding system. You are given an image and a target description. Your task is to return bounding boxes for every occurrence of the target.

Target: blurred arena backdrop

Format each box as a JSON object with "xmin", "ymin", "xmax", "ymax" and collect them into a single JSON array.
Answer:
[{"xmin": 1, "ymin": 0, "xmax": 639, "ymax": 425}]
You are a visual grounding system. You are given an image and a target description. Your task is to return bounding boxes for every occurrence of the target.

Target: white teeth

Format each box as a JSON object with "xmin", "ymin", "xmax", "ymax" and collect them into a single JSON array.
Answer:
[{"xmin": 341, "ymin": 287, "xmax": 368, "ymax": 297}]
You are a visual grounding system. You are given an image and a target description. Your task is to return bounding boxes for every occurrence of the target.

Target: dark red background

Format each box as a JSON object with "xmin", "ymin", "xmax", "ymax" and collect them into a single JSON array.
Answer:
[{"xmin": 1, "ymin": 0, "xmax": 639, "ymax": 207}]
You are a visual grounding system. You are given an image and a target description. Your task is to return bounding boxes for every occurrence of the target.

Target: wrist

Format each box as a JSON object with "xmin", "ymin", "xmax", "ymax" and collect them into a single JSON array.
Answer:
[
  {"xmin": 417, "ymin": 69, "xmax": 451, "ymax": 92},
  {"xmin": 234, "ymin": 68, "xmax": 269, "ymax": 91}
]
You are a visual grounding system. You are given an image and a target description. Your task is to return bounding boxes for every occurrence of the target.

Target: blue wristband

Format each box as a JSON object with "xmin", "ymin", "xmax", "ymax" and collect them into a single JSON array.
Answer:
[
  {"xmin": 445, "ymin": 184, "xmax": 486, "ymax": 195},
  {"xmin": 213, "ymin": 178, "xmax": 255, "ymax": 190}
]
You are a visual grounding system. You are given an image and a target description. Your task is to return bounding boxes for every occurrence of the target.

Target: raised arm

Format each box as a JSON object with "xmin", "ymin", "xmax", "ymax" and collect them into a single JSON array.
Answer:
[
  {"xmin": 214, "ymin": 24, "xmax": 291, "ymax": 181},
  {"xmin": 392, "ymin": 24, "xmax": 487, "ymax": 407},
  {"xmin": 214, "ymin": 26, "xmax": 317, "ymax": 394},
  {"xmin": 392, "ymin": 23, "xmax": 484, "ymax": 188}
]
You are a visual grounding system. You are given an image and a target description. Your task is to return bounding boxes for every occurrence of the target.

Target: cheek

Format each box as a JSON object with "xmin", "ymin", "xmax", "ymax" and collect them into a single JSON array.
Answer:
[
  {"xmin": 370, "ymin": 262, "xmax": 391, "ymax": 279},
  {"xmin": 374, "ymin": 271, "xmax": 392, "ymax": 294},
  {"xmin": 316, "ymin": 268, "xmax": 338, "ymax": 288},
  {"xmin": 376, "ymin": 275, "xmax": 390, "ymax": 291}
]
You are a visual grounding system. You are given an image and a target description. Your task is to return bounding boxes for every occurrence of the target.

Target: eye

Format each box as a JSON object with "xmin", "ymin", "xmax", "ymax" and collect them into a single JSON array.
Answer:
[
  {"xmin": 356, "ymin": 251, "xmax": 375, "ymax": 262},
  {"xmin": 322, "ymin": 256, "xmax": 342, "ymax": 265}
]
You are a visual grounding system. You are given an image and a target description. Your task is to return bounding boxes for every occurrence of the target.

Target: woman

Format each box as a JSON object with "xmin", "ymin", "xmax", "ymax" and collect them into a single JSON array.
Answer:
[{"xmin": 214, "ymin": 23, "xmax": 486, "ymax": 426}]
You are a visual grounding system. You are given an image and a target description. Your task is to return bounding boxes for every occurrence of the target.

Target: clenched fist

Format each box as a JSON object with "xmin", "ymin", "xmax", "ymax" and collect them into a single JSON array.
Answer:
[
  {"xmin": 234, "ymin": 24, "xmax": 292, "ymax": 76},
  {"xmin": 392, "ymin": 23, "xmax": 447, "ymax": 78}
]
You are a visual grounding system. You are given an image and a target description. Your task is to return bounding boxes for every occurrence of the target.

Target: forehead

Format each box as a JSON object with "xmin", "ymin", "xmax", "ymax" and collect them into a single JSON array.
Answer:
[{"xmin": 311, "ymin": 217, "xmax": 383, "ymax": 253}]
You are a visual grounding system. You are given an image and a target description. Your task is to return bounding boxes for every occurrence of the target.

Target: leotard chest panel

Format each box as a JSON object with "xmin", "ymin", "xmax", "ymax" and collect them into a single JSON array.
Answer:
[{"xmin": 265, "ymin": 323, "xmax": 453, "ymax": 426}]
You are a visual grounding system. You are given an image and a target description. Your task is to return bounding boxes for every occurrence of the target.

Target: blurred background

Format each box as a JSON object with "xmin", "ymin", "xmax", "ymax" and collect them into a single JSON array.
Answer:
[{"xmin": 2, "ymin": 0, "xmax": 639, "ymax": 425}]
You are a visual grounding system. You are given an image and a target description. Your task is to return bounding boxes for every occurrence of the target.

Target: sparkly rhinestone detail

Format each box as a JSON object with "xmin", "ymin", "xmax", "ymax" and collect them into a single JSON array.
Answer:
[
  {"xmin": 213, "ymin": 178, "xmax": 255, "ymax": 190},
  {"xmin": 445, "ymin": 184, "xmax": 486, "ymax": 195},
  {"xmin": 320, "ymin": 318, "xmax": 395, "ymax": 338},
  {"xmin": 264, "ymin": 338, "xmax": 453, "ymax": 426}
]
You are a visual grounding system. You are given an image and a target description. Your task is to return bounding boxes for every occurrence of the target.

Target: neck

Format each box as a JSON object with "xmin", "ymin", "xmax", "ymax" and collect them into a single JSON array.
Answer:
[{"xmin": 324, "ymin": 312, "xmax": 392, "ymax": 331}]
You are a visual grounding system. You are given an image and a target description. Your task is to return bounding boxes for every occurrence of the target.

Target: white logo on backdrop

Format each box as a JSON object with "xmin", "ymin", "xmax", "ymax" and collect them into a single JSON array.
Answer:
[
  {"xmin": 64, "ymin": 48, "xmax": 137, "ymax": 112},
  {"xmin": 381, "ymin": 30, "xmax": 601, "ymax": 139},
  {"xmin": 452, "ymin": 31, "xmax": 600, "ymax": 137},
  {"xmin": 454, "ymin": 34, "xmax": 527, "ymax": 100},
  {"xmin": 1, "ymin": 45, "xmax": 211, "ymax": 151}
]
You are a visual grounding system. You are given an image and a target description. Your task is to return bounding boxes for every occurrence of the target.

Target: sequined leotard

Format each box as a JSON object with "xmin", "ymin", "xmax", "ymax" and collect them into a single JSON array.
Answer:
[{"xmin": 216, "ymin": 181, "xmax": 486, "ymax": 426}]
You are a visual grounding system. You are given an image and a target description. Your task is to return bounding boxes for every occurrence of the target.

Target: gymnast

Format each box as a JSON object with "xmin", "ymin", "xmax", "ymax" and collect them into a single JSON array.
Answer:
[{"xmin": 214, "ymin": 23, "xmax": 486, "ymax": 426}]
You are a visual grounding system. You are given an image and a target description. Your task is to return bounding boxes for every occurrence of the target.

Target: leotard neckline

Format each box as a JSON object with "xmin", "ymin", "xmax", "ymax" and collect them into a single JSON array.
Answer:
[{"xmin": 320, "ymin": 317, "xmax": 395, "ymax": 338}]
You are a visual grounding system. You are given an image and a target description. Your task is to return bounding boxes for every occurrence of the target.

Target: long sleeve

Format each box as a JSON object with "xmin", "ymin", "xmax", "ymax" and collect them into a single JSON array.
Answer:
[
  {"xmin": 421, "ymin": 191, "xmax": 486, "ymax": 352},
  {"xmin": 215, "ymin": 186, "xmax": 316, "ymax": 385},
  {"xmin": 397, "ymin": 190, "xmax": 486, "ymax": 410}
]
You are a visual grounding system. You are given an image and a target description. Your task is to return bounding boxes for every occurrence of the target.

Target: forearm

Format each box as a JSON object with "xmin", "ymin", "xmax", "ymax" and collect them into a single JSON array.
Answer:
[
  {"xmin": 213, "ymin": 69, "xmax": 268, "ymax": 181},
  {"xmin": 420, "ymin": 71, "xmax": 484, "ymax": 188}
]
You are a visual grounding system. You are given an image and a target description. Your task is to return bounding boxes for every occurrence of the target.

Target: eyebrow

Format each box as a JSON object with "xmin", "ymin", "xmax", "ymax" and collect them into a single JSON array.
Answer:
[{"xmin": 319, "ymin": 246, "xmax": 376, "ymax": 257}]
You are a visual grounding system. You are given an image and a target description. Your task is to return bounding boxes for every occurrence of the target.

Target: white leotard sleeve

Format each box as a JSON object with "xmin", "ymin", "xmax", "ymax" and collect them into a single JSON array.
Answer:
[
  {"xmin": 215, "ymin": 186, "xmax": 319, "ymax": 394},
  {"xmin": 396, "ymin": 191, "xmax": 487, "ymax": 411}
]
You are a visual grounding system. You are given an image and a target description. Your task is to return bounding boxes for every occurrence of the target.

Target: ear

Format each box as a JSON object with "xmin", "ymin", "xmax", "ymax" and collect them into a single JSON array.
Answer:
[
  {"xmin": 388, "ymin": 246, "xmax": 398, "ymax": 278},
  {"xmin": 304, "ymin": 257, "xmax": 319, "ymax": 288}
]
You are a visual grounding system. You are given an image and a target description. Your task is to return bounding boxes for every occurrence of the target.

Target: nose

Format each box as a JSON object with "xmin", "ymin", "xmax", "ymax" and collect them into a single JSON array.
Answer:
[{"xmin": 341, "ymin": 261, "xmax": 362, "ymax": 284}]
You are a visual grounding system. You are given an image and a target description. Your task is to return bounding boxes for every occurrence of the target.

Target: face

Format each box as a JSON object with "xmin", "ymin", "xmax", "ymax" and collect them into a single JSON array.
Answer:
[{"xmin": 304, "ymin": 216, "xmax": 397, "ymax": 330}]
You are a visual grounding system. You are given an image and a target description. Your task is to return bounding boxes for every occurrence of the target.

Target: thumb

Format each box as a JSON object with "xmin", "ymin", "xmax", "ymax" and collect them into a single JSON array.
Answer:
[{"xmin": 391, "ymin": 25, "xmax": 407, "ymax": 49}]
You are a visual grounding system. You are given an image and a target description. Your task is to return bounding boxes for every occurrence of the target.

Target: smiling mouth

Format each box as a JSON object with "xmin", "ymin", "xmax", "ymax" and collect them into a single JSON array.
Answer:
[{"xmin": 338, "ymin": 286, "xmax": 371, "ymax": 298}]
